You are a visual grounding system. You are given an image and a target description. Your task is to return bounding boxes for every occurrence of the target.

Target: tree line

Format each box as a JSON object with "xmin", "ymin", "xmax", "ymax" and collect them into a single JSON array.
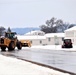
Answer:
[
  {"xmin": 0, "ymin": 17, "xmax": 75, "ymax": 36},
  {"xmin": 40, "ymin": 17, "xmax": 75, "ymax": 33},
  {"xmin": 0, "ymin": 27, "xmax": 11, "ymax": 36}
]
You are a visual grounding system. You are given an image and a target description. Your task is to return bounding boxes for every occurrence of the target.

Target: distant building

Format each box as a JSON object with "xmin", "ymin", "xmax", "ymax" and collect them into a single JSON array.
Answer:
[
  {"xmin": 17, "ymin": 26, "xmax": 76, "ymax": 46},
  {"xmin": 65, "ymin": 26, "xmax": 76, "ymax": 45},
  {"xmin": 24, "ymin": 30, "xmax": 45, "ymax": 36},
  {"xmin": 17, "ymin": 31, "xmax": 64, "ymax": 46},
  {"xmin": 45, "ymin": 33, "xmax": 64, "ymax": 45},
  {"xmin": 17, "ymin": 35, "xmax": 46, "ymax": 46}
]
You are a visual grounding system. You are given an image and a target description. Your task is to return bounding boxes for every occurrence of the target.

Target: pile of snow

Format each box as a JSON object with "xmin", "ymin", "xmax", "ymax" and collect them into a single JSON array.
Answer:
[
  {"xmin": 45, "ymin": 33, "xmax": 64, "ymax": 37},
  {"xmin": 25, "ymin": 30, "xmax": 45, "ymax": 36},
  {"xmin": 31, "ymin": 45, "xmax": 76, "ymax": 51},
  {"xmin": 65, "ymin": 26, "xmax": 76, "ymax": 32},
  {"xmin": 17, "ymin": 35, "xmax": 46, "ymax": 40},
  {"xmin": 0, "ymin": 55, "xmax": 69, "ymax": 75}
]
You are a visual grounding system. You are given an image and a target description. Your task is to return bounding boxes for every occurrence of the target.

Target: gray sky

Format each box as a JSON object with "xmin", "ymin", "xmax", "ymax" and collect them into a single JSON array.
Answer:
[{"xmin": 0, "ymin": 0, "xmax": 76, "ymax": 28}]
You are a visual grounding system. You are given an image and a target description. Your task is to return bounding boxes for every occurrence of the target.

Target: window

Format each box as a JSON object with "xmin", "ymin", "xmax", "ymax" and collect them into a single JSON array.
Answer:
[
  {"xmin": 40, "ymin": 40, "xmax": 42, "ymax": 44},
  {"xmin": 48, "ymin": 38, "xmax": 51, "ymax": 41},
  {"xmin": 62, "ymin": 37, "xmax": 64, "ymax": 41},
  {"xmin": 5, "ymin": 33, "xmax": 16, "ymax": 39}
]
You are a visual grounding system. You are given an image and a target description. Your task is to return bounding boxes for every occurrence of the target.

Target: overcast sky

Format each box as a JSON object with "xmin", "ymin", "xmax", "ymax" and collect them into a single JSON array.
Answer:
[{"xmin": 0, "ymin": 0, "xmax": 76, "ymax": 28}]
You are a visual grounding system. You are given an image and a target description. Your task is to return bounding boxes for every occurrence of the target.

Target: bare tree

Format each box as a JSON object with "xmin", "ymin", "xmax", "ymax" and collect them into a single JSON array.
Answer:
[
  {"xmin": 0, "ymin": 26, "xmax": 6, "ymax": 36},
  {"xmin": 40, "ymin": 17, "xmax": 59, "ymax": 33},
  {"xmin": 40, "ymin": 17, "xmax": 72, "ymax": 33},
  {"xmin": 7, "ymin": 27, "xmax": 11, "ymax": 32},
  {"xmin": 46, "ymin": 17, "xmax": 56, "ymax": 27}
]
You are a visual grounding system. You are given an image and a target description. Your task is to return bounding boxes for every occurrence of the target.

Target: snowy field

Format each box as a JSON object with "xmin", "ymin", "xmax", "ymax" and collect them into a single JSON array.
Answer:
[{"xmin": 0, "ymin": 54, "xmax": 70, "ymax": 75}]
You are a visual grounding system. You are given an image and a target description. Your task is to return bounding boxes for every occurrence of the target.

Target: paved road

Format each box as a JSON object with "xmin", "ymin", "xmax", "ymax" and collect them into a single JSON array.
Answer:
[{"xmin": 1, "ymin": 48, "xmax": 76, "ymax": 74}]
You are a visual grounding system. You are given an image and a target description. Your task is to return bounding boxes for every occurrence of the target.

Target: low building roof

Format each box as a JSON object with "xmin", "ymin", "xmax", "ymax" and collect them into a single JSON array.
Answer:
[
  {"xmin": 45, "ymin": 33, "xmax": 64, "ymax": 37},
  {"xmin": 17, "ymin": 35, "xmax": 46, "ymax": 40},
  {"xmin": 25, "ymin": 30, "xmax": 45, "ymax": 36},
  {"xmin": 65, "ymin": 26, "xmax": 76, "ymax": 32}
]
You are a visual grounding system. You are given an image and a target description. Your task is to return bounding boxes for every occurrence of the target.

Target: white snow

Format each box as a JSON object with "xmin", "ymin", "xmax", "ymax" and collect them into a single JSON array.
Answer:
[
  {"xmin": 25, "ymin": 30, "xmax": 45, "ymax": 36},
  {"xmin": 65, "ymin": 26, "xmax": 76, "ymax": 32},
  {"xmin": 0, "ymin": 45, "xmax": 75, "ymax": 75},
  {"xmin": 45, "ymin": 33, "xmax": 64, "ymax": 37},
  {"xmin": 31, "ymin": 45, "xmax": 76, "ymax": 51},
  {"xmin": 0, "ymin": 54, "xmax": 70, "ymax": 75},
  {"xmin": 17, "ymin": 35, "xmax": 46, "ymax": 40}
]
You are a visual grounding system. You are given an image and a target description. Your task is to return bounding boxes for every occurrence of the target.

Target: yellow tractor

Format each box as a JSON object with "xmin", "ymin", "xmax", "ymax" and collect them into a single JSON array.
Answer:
[
  {"xmin": 0, "ymin": 32, "xmax": 22, "ymax": 51},
  {"xmin": 20, "ymin": 40, "xmax": 31, "ymax": 47}
]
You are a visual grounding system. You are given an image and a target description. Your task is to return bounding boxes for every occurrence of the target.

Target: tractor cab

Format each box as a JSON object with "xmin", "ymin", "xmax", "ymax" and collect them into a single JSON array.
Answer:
[{"xmin": 5, "ymin": 32, "xmax": 17, "ymax": 39}]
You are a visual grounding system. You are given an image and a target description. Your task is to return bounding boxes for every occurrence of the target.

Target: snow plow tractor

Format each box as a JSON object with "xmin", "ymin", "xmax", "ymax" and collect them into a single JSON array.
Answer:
[{"xmin": 0, "ymin": 32, "xmax": 22, "ymax": 51}]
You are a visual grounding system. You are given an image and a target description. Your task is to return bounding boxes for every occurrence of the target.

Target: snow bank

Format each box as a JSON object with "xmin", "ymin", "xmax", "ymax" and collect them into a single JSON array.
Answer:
[
  {"xmin": 0, "ymin": 55, "xmax": 69, "ymax": 75},
  {"xmin": 31, "ymin": 45, "xmax": 76, "ymax": 51}
]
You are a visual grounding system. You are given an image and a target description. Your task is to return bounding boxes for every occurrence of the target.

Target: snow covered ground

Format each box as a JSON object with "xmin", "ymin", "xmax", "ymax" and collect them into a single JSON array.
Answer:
[
  {"xmin": 31, "ymin": 45, "xmax": 76, "ymax": 51},
  {"xmin": 0, "ymin": 45, "xmax": 75, "ymax": 75},
  {"xmin": 0, "ymin": 55, "xmax": 70, "ymax": 75}
]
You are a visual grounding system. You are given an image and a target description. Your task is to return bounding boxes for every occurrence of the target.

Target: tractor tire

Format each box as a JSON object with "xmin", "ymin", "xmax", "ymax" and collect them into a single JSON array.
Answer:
[
  {"xmin": 8, "ymin": 42, "xmax": 15, "ymax": 51},
  {"xmin": 17, "ymin": 41, "xmax": 22, "ymax": 50},
  {"xmin": 1, "ymin": 47, "xmax": 6, "ymax": 51}
]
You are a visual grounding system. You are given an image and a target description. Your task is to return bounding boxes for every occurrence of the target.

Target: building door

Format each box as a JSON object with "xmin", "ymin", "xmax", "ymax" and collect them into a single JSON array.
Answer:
[{"xmin": 54, "ymin": 36, "xmax": 59, "ymax": 45}]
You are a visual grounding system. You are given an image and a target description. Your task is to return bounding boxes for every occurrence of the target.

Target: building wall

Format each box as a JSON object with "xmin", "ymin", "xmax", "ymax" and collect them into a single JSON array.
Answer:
[
  {"xmin": 21, "ymin": 27, "xmax": 76, "ymax": 45},
  {"xmin": 45, "ymin": 37, "xmax": 53, "ymax": 45},
  {"xmin": 46, "ymin": 37, "xmax": 63, "ymax": 45},
  {"xmin": 74, "ymin": 31, "xmax": 76, "ymax": 45},
  {"xmin": 29, "ymin": 39, "xmax": 47, "ymax": 46},
  {"xmin": 58, "ymin": 37, "xmax": 63, "ymax": 45},
  {"xmin": 18, "ymin": 33, "xmax": 64, "ymax": 46},
  {"xmin": 65, "ymin": 30, "xmax": 76, "ymax": 45},
  {"xmin": 29, "ymin": 37, "xmax": 63, "ymax": 46},
  {"xmin": 65, "ymin": 31, "xmax": 74, "ymax": 37}
]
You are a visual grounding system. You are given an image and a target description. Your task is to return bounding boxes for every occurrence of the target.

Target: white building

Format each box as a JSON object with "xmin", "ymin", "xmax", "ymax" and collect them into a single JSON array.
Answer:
[
  {"xmin": 25, "ymin": 30, "xmax": 45, "ymax": 36},
  {"xmin": 17, "ymin": 26, "xmax": 76, "ymax": 46},
  {"xmin": 45, "ymin": 33, "xmax": 64, "ymax": 45},
  {"xmin": 65, "ymin": 26, "xmax": 76, "ymax": 45},
  {"xmin": 17, "ymin": 30, "xmax": 64, "ymax": 45},
  {"xmin": 17, "ymin": 35, "xmax": 46, "ymax": 46}
]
